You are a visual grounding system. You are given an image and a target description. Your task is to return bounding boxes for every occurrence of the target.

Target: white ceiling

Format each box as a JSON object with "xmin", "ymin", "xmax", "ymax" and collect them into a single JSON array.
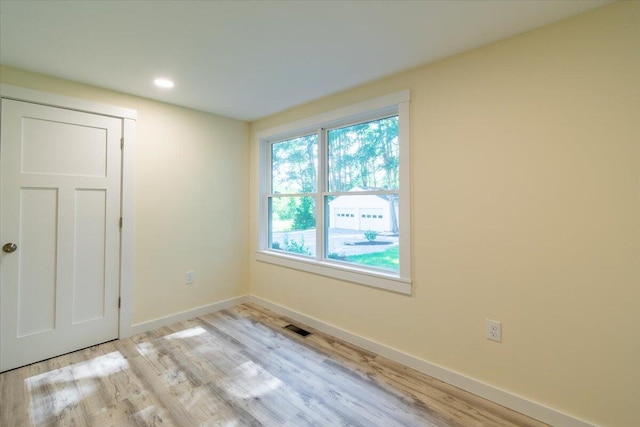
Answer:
[{"xmin": 0, "ymin": 0, "xmax": 611, "ymax": 121}]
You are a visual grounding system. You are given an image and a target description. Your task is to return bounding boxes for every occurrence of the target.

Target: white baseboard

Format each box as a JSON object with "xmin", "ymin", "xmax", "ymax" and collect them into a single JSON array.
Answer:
[
  {"xmin": 130, "ymin": 295, "xmax": 250, "ymax": 336},
  {"xmin": 127, "ymin": 294, "xmax": 595, "ymax": 427},
  {"xmin": 247, "ymin": 295, "xmax": 595, "ymax": 427}
]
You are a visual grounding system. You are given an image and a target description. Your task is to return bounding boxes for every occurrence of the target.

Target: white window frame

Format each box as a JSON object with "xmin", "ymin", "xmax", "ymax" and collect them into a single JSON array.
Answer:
[{"xmin": 255, "ymin": 91, "xmax": 411, "ymax": 294}]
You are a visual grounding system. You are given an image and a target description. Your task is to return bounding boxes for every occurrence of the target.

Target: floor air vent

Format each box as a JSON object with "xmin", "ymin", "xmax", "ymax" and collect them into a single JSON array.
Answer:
[{"xmin": 283, "ymin": 324, "xmax": 311, "ymax": 337}]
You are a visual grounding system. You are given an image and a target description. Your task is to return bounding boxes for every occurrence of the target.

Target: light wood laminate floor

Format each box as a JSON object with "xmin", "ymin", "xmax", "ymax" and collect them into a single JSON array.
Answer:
[{"xmin": 0, "ymin": 303, "xmax": 548, "ymax": 426}]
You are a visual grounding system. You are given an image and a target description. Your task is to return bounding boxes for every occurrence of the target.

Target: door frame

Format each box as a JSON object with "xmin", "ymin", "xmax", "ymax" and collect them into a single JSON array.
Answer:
[{"xmin": 0, "ymin": 83, "xmax": 137, "ymax": 342}]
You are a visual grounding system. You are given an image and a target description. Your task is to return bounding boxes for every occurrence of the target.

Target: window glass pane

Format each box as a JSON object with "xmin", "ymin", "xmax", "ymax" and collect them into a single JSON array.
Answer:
[
  {"xmin": 325, "ymin": 194, "xmax": 399, "ymax": 271},
  {"xmin": 270, "ymin": 196, "xmax": 316, "ymax": 257},
  {"xmin": 271, "ymin": 134, "xmax": 317, "ymax": 194},
  {"xmin": 328, "ymin": 116, "xmax": 398, "ymax": 192}
]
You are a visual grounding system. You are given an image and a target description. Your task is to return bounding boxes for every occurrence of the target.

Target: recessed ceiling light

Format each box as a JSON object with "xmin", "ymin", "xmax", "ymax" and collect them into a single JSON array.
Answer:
[{"xmin": 154, "ymin": 78, "xmax": 174, "ymax": 88}]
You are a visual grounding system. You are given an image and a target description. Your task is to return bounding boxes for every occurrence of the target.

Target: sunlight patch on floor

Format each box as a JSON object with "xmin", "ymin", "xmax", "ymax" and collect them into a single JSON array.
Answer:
[
  {"xmin": 26, "ymin": 351, "xmax": 128, "ymax": 383},
  {"xmin": 135, "ymin": 341, "xmax": 155, "ymax": 357},
  {"xmin": 25, "ymin": 351, "xmax": 128, "ymax": 424},
  {"xmin": 164, "ymin": 326, "xmax": 207, "ymax": 340},
  {"xmin": 226, "ymin": 360, "xmax": 283, "ymax": 399}
]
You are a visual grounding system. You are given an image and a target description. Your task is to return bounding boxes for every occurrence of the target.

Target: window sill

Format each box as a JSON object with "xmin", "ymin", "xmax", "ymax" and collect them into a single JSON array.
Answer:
[{"xmin": 255, "ymin": 250, "xmax": 412, "ymax": 295}]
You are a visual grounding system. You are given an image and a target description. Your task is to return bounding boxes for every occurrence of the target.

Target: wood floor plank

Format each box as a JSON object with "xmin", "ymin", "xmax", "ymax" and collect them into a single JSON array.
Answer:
[
  {"xmin": 1, "ymin": 303, "xmax": 549, "ymax": 427},
  {"xmin": 241, "ymin": 303, "xmax": 546, "ymax": 427},
  {"xmin": 204, "ymin": 309, "xmax": 465, "ymax": 427},
  {"xmin": 0, "ymin": 366, "xmax": 33, "ymax": 426}
]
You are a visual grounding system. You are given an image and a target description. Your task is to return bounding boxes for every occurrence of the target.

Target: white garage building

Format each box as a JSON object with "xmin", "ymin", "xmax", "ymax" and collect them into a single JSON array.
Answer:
[{"xmin": 328, "ymin": 189, "xmax": 398, "ymax": 232}]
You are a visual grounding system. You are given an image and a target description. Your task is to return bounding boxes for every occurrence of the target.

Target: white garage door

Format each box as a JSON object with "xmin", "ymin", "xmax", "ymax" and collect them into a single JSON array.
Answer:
[
  {"xmin": 360, "ymin": 208, "xmax": 385, "ymax": 231},
  {"xmin": 333, "ymin": 208, "xmax": 357, "ymax": 229}
]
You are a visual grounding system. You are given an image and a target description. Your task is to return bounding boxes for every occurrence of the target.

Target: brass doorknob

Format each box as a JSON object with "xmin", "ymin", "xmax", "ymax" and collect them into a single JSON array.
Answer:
[{"xmin": 2, "ymin": 243, "xmax": 17, "ymax": 253}]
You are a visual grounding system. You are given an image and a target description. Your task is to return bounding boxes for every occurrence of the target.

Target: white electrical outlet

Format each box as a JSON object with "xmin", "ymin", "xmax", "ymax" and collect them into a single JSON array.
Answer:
[
  {"xmin": 186, "ymin": 271, "xmax": 195, "ymax": 285},
  {"xmin": 486, "ymin": 319, "xmax": 502, "ymax": 342}
]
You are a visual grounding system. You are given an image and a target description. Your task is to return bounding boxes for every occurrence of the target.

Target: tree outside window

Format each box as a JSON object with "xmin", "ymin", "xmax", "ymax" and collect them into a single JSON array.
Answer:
[{"xmin": 269, "ymin": 116, "xmax": 400, "ymax": 272}]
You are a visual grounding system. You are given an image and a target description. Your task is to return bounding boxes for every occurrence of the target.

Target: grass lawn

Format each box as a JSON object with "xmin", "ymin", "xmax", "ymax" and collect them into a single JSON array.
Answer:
[{"xmin": 346, "ymin": 246, "xmax": 399, "ymax": 271}]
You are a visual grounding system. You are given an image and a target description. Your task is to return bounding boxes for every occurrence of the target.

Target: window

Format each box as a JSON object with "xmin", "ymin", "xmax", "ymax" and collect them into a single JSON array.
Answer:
[{"xmin": 256, "ymin": 92, "xmax": 411, "ymax": 294}]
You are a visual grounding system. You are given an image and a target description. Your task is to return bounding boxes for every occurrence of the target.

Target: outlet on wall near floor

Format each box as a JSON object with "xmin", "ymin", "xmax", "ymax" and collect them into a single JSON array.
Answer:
[
  {"xmin": 186, "ymin": 270, "xmax": 195, "ymax": 285},
  {"xmin": 486, "ymin": 319, "xmax": 502, "ymax": 342}
]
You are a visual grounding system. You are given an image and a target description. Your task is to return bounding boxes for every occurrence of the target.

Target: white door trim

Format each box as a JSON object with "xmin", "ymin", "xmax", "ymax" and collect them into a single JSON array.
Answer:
[
  {"xmin": 0, "ymin": 84, "xmax": 137, "ymax": 120},
  {"xmin": 0, "ymin": 83, "xmax": 136, "ymax": 340}
]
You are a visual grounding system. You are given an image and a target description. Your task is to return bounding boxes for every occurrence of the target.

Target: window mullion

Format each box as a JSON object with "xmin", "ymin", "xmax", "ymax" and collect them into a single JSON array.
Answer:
[
  {"xmin": 316, "ymin": 128, "xmax": 327, "ymax": 260},
  {"xmin": 261, "ymin": 141, "xmax": 273, "ymax": 251},
  {"xmin": 398, "ymin": 101, "xmax": 411, "ymax": 276}
]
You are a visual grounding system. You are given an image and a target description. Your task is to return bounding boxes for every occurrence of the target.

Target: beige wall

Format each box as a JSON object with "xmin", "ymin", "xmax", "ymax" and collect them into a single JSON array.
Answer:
[
  {"xmin": 0, "ymin": 65, "xmax": 250, "ymax": 324},
  {"xmin": 1, "ymin": 1, "xmax": 638, "ymax": 425},
  {"xmin": 249, "ymin": 3, "xmax": 640, "ymax": 426}
]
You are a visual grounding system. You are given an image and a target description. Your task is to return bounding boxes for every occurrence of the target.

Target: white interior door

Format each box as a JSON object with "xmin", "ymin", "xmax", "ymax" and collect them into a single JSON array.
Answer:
[{"xmin": 0, "ymin": 99, "xmax": 122, "ymax": 372}]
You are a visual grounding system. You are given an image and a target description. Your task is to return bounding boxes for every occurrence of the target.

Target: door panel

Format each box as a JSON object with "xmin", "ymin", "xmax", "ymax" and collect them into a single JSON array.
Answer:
[
  {"xmin": 73, "ymin": 189, "xmax": 107, "ymax": 324},
  {"xmin": 18, "ymin": 188, "xmax": 58, "ymax": 337},
  {"xmin": 1, "ymin": 99, "xmax": 122, "ymax": 372},
  {"xmin": 21, "ymin": 117, "xmax": 108, "ymax": 176}
]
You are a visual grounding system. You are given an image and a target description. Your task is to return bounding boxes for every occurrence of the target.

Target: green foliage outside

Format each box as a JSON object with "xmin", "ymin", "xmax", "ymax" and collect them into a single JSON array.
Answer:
[
  {"xmin": 271, "ymin": 135, "xmax": 317, "ymax": 194},
  {"xmin": 328, "ymin": 116, "xmax": 399, "ymax": 192},
  {"xmin": 270, "ymin": 116, "xmax": 399, "ymax": 232},
  {"xmin": 345, "ymin": 246, "xmax": 399, "ymax": 271},
  {"xmin": 364, "ymin": 229, "xmax": 378, "ymax": 241},
  {"xmin": 272, "ymin": 235, "xmax": 312, "ymax": 256},
  {"xmin": 292, "ymin": 197, "xmax": 315, "ymax": 230}
]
